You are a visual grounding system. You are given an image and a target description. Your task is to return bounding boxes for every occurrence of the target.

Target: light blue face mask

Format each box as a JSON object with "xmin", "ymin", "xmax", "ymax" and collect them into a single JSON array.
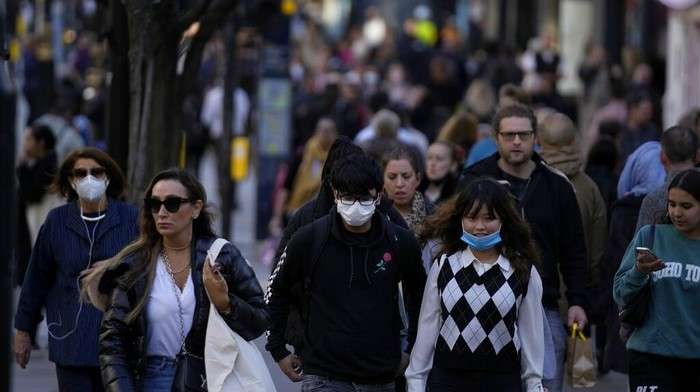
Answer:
[{"xmin": 460, "ymin": 227, "xmax": 502, "ymax": 251}]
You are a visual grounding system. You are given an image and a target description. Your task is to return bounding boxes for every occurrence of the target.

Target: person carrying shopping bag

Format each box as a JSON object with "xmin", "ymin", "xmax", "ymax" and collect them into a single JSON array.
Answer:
[{"xmin": 95, "ymin": 169, "xmax": 270, "ymax": 391}]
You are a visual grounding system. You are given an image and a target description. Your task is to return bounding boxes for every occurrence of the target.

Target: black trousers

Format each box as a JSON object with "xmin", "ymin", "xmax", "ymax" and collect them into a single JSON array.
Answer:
[
  {"xmin": 426, "ymin": 367, "xmax": 522, "ymax": 392},
  {"xmin": 55, "ymin": 365, "xmax": 104, "ymax": 392},
  {"xmin": 628, "ymin": 350, "xmax": 700, "ymax": 392}
]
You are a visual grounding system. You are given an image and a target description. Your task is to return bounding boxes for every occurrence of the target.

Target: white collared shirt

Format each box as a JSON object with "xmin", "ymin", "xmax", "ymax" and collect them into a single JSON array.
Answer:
[
  {"xmin": 405, "ymin": 248, "xmax": 545, "ymax": 392},
  {"xmin": 146, "ymin": 255, "xmax": 196, "ymax": 358}
]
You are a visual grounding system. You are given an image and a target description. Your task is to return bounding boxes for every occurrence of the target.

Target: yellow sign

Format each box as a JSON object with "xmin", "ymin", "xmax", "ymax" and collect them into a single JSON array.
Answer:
[
  {"xmin": 231, "ymin": 137, "xmax": 250, "ymax": 181},
  {"xmin": 281, "ymin": 0, "xmax": 297, "ymax": 15}
]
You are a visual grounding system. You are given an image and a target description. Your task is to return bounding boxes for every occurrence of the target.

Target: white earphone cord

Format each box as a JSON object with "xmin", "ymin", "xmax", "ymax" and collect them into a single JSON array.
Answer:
[{"xmin": 47, "ymin": 200, "xmax": 103, "ymax": 340}]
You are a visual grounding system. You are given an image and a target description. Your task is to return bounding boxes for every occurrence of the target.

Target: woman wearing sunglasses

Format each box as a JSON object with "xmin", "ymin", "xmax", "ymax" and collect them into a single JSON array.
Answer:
[
  {"xmin": 97, "ymin": 168, "xmax": 269, "ymax": 391},
  {"xmin": 14, "ymin": 148, "xmax": 139, "ymax": 391}
]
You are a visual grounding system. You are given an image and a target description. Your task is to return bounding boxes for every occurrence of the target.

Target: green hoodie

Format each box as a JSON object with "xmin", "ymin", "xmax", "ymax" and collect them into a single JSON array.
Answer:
[{"xmin": 614, "ymin": 224, "xmax": 700, "ymax": 359}]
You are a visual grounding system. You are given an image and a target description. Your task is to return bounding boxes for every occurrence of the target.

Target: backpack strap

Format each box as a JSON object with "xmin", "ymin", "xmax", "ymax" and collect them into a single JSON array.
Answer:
[
  {"xmin": 383, "ymin": 215, "xmax": 401, "ymax": 279},
  {"xmin": 300, "ymin": 215, "xmax": 332, "ymax": 321}
]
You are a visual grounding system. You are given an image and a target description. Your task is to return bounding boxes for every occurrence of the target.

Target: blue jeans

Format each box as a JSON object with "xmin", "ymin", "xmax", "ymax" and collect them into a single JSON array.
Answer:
[
  {"xmin": 302, "ymin": 374, "xmax": 395, "ymax": 392},
  {"xmin": 542, "ymin": 309, "xmax": 567, "ymax": 392},
  {"xmin": 55, "ymin": 365, "xmax": 103, "ymax": 392},
  {"xmin": 141, "ymin": 356, "xmax": 177, "ymax": 392}
]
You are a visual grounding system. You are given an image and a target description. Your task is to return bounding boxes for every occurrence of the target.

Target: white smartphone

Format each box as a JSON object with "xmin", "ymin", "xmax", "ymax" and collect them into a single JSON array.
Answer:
[{"xmin": 635, "ymin": 247, "xmax": 658, "ymax": 259}]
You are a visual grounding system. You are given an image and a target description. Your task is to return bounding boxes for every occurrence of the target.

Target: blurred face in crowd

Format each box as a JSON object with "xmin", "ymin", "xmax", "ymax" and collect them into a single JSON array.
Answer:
[
  {"xmin": 315, "ymin": 118, "xmax": 338, "ymax": 150},
  {"xmin": 668, "ymin": 187, "xmax": 700, "ymax": 237},
  {"xmin": 426, "ymin": 143, "xmax": 457, "ymax": 182},
  {"xmin": 387, "ymin": 63, "xmax": 405, "ymax": 84},
  {"xmin": 22, "ymin": 128, "xmax": 41, "ymax": 159},
  {"xmin": 631, "ymin": 99, "xmax": 653, "ymax": 126},
  {"xmin": 496, "ymin": 116, "xmax": 536, "ymax": 168},
  {"xmin": 149, "ymin": 180, "xmax": 202, "ymax": 240},
  {"xmin": 384, "ymin": 159, "xmax": 421, "ymax": 209}
]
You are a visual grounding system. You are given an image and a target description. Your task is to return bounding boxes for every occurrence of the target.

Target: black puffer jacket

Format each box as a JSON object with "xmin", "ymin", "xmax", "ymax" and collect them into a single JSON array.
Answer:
[{"xmin": 99, "ymin": 236, "xmax": 269, "ymax": 391}]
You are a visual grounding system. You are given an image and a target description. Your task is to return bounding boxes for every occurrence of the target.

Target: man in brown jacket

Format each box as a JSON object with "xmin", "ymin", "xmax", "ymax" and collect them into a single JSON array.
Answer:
[{"xmin": 539, "ymin": 112, "xmax": 607, "ymax": 296}]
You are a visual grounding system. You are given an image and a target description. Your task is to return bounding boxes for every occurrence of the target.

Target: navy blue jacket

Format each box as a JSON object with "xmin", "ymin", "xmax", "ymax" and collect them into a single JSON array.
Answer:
[{"xmin": 15, "ymin": 199, "xmax": 139, "ymax": 366}]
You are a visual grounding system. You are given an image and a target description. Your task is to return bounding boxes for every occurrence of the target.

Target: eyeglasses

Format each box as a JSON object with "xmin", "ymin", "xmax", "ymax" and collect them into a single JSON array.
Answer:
[
  {"xmin": 145, "ymin": 197, "xmax": 193, "ymax": 214},
  {"xmin": 71, "ymin": 167, "xmax": 106, "ymax": 178},
  {"xmin": 337, "ymin": 194, "xmax": 378, "ymax": 206},
  {"xmin": 498, "ymin": 130, "xmax": 535, "ymax": 141}
]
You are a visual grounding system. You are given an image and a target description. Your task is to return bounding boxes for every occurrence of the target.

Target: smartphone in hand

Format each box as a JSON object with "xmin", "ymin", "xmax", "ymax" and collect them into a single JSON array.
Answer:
[
  {"xmin": 635, "ymin": 247, "xmax": 658, "ymax": 259},
  {"xmin": 636, "ymin": 246, "xmax": 665, "ymax": 272}
]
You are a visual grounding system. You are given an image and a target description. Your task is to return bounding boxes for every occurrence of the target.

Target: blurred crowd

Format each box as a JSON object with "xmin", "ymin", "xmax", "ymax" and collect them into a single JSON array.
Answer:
[{"xmin": 8, "ymin": 1, "xmax": 700, "ymax": 391}]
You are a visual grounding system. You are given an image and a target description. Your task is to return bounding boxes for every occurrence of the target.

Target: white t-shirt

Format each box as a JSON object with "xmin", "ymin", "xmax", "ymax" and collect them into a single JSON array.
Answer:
[{"xmin": 146, "ymin": 255, "xmax": 196, "ymax": 358}]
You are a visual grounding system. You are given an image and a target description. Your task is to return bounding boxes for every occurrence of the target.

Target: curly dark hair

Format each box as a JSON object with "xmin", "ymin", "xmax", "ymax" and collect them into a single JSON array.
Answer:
[{"xmin": 421, "ymin": 177, "xmax": 540, "ymax": 285}]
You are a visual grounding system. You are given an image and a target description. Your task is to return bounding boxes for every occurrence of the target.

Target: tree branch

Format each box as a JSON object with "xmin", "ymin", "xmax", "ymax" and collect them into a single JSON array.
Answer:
[
  {"xmin": 177, "ymin": 0, "xmax": 237, "ymax": 100},
  {"xmin": 177, "ymin": 0, "xmax": 213, "ymax": 32}
]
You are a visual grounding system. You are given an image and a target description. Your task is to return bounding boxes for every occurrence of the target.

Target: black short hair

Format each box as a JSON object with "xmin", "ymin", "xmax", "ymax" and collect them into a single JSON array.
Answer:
[
  {"xmin": 587, "ymin": 136, "xmax": 618, "ymax": 171},
  {"xmin": 30, "ymin": 124, "xmax": 56, "ymax": 151},
  {"xmin": 331, "ymin": 154, "xmax": 383, "ymax": 197},
  {"xmin": 661, "ymin": 126, "xmax": 699, "ymax": 163},
  {"xmin": 599, "ymin": 120, "xmax": 624, "ymax": 138},
  {"xmin": 321, "ymin": 135, "xmax": 364, "ymax": 185}
]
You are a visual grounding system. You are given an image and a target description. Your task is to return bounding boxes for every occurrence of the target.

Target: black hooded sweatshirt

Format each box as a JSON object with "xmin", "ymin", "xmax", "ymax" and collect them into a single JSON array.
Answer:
[{"xmin": 266, "ymin": 209, "xmax": 426, "ymax": 384}]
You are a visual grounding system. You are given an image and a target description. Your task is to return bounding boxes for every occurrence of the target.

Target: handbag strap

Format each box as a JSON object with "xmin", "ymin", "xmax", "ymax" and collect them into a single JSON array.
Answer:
[{"xmin": 207, "ymin": 238, "xmax": 230, "ymax": 267}]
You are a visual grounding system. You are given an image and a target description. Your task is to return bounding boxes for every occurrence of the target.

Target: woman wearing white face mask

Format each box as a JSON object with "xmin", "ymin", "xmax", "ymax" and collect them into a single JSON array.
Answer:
[{"xmin": 14, "ymin": 148, "xmax": 139, "ymax": 391}]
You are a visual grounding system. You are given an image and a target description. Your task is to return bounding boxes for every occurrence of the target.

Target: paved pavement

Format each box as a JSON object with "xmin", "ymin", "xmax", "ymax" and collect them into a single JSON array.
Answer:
[{"xmin": 11, "ymin": 159, "xmax": 628, "ymax": 391}]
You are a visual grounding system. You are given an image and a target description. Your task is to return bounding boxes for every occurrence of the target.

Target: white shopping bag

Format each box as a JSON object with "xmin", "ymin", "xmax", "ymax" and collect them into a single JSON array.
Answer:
[{"xmin": 204, "ymin": 239, "xmax": 276, "ymax": 392}]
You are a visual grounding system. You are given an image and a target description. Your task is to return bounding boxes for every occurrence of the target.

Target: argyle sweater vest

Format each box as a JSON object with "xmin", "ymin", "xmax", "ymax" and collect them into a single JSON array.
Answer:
[{"xmin": 434, "ymin": 256, "xmax": 527, "ymax": 372}]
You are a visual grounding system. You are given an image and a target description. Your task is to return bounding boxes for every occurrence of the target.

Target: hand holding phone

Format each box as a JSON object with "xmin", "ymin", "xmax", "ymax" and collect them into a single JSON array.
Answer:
[{"xmin": 635, "ymin": 247, "xmax": 665, "ymax": 274}]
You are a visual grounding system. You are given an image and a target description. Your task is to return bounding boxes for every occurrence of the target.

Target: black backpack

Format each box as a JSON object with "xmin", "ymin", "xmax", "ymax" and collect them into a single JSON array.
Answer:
[{"xmin": 284, "ymin": 213, "xmax": 401, "ymax": 352}]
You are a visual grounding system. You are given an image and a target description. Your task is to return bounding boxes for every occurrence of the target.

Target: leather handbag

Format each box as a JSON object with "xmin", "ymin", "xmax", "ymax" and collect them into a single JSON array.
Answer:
[
  {"xmin": 618, "ymin": 280, "xmax": 651, "ymax": 326},
  {"xmin": 173, "ymin": 351, "xmax": 207, "ymax": 392}
]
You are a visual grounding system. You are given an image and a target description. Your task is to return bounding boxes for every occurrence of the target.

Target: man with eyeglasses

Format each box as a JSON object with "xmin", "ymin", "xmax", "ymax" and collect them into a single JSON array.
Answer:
[
  {"xmin": 266, "ymin": 154, "xmax": 426, "ymax": 391},
  {"xmin": 459, "ymin": 104, "xmax": 589, "ymax": 392}
]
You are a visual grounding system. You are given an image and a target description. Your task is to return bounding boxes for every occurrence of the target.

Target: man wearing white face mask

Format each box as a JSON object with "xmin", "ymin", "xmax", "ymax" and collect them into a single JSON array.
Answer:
[{"xmin": 267, "ymin": 154, "xmax": 427, "ymax": 391}]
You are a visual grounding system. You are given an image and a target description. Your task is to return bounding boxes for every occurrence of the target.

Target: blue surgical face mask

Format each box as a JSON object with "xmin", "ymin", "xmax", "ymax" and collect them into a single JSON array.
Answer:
[{"xmin": 460, "ymin": 226, "xmax": 502, "ymax": 251}]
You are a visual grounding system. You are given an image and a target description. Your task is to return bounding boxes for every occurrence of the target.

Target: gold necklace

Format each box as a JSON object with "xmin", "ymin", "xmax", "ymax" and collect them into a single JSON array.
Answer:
[
  {"xmin": 163, "ymin": 242, "xmax": 191, "ymax": 252},
  {"xmin": 161, "ymin": 251, "xmax": 190, "ymax": 274}
]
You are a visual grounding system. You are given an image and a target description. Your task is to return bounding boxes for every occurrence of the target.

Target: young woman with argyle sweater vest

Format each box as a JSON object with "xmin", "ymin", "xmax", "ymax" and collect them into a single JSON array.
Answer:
[{"xmin": 406, "ymin": 178, "xmax": 545, "ymax": 391}]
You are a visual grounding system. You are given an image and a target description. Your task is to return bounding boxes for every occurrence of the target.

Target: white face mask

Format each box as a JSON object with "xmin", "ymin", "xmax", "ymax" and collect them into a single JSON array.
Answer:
[
  {"xmin": 336, "ymin": 200, "xmax": 376, "ymax": 227},
  {"xmin": 73, "ymin": 175, "xmax": 109, "ymax": 202}
]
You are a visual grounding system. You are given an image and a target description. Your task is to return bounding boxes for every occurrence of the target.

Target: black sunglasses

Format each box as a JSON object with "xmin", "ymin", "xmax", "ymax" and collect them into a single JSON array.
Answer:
[
  {"xmin": 145, "ymin": 197, "xmax": 193, "ymax": 214},
  {"xmin": 72, "ymin": 167, "xmax": 106, "ymax": 178}
]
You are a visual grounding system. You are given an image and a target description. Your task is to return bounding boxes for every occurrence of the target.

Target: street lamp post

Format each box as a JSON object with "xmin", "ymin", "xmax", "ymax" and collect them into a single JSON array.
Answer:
[{"xmin": 0, "ymin": 0, "xmax": 17, "ymax": 390}]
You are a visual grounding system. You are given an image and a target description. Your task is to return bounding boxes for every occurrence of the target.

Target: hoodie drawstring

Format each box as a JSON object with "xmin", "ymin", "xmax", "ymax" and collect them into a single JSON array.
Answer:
[
  {"xmin": 363, "ymin": 248, "xmax": 371, "ymax": 285},
  {"xmin": 348, "ymin": 246, "xmax": 354, "ymax": 288},
  {"xmin": 348, "ymin": 246, "xmax": 373, "ymax": 288}
]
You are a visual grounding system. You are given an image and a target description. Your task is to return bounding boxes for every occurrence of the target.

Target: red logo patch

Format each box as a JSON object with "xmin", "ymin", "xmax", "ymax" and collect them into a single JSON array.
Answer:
[{"xmin": 383, "ymin": 252, "xmax": 392, "ymax": 262}]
